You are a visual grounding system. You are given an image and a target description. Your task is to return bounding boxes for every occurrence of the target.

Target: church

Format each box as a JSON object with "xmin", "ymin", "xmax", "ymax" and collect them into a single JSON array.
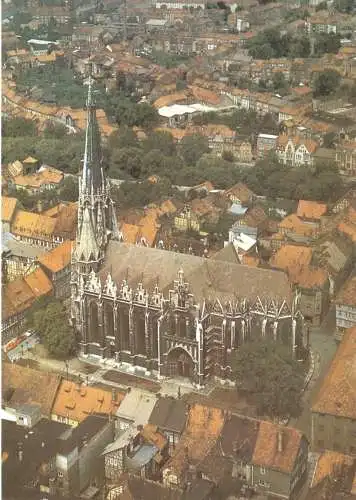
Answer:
[{"xmin": 71, "ymin": 80, "xmax": 305, "ymax": 387}]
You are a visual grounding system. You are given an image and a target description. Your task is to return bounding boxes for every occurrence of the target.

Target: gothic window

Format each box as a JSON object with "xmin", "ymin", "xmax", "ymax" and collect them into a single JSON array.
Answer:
[
  {"xmin": 89, "ymin": 301, "xmax": 99, "ymax": 343},
  {"xmin": 135, "ymin": 313, "xmax": 146, "ymax": 355},
  {"xmin": 103, "ymin": 301, "xmax": 114, "ymax": 338},
  {"xmin": 119, "ymin": 308, "xmax": 130, "ymax": 351}
]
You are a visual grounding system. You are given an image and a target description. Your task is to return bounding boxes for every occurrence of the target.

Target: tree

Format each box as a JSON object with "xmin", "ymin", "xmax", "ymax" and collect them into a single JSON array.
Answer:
[
  {"xmin": 313, "ymin": 69, "xmax": 341, "ymax": 97},
  {"xmin": 334, "ymin": 0, "xmax": 353, "ymax": 13},
  {"xmin": 271, "ymin": 72, "xmax": 288, "ymax": 92},
  {"xmin": 315, "ymin": 0, "xmax": 327, "ymax": 10},
  {"xmin": 108, "ymin": 126, "xmax": 139, "ymax": 149},
  {"xmin": 315, "ymin": 33, "xmax": 341, "ymax": 56},
  {"xmin": 231, "ymin": 340, "xmax": 305, "ymax": 419},
  {"xmin": 30, "ymin": 299, "xmax": 76, "ymax": 359},
  {"xmin": 109, "ymin": 147, "xmax": 143, "ymax": 178},
  {"xmin": 180, "ymin": 134, "xmax": 210, "ymax": 165},
  {"xmin": 43, "ymin": 121, "xmax": 67, "ymax": 139},
  {"xmin": 2, "ymin": 117, "xmax": 38, "ymax": 137},
  {"xmin": 60, "ymin": 176, "xmax": 79, "ymax": 202},
  {"xmin": 143, "ymin": 130, "xmax": 176, "ymax": 156}
]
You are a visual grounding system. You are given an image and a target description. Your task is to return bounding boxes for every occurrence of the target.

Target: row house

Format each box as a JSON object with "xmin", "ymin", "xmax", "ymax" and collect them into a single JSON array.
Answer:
[
  {"xmin": 163, "ymin": 403, "xmax": 309, "ymax": 500},
  {"xmin": 311, "ymin": 327, "xmax": 356, "ymax": 456},
  {"xmin": 277, "ymin": 200, "xmax": 327, "ymax": 244},
  {"xmin": 312, "ymin": 234, "xmax": 353, "ymax": 298},
  {"xmin": 12, "ymin": 210, "xmax": 65, "ymax": 248},
  {"xmin": 155, "ymin": 0, "xmax": 207, "ymax": 9},
  {"xmin": 332, "ymin": 187, "xmax": 356, "ymax": 215},
  {"xmin": 335, "ymin": 275, "xmax": 356, "ymax": 341},
  {"xmin": 55, "ymin": 415, "xmax": 115, "ymax": 497},
  {"xmin": 148, "ymin": 397, "xmax": 187, "ymax": 454},
  {"xmin": 335, "ymin": 142, "xmax": 356, "ymax": 176},
  {"xmin": 2, "ymin": 267, "xmax": 53, "ymax": 343},
  {"xmin": 115, "ymin": 389, "xmax": 158, "ymax": 433},
  {"xmin": 305, "ymin": 18, "xmax": 337, "ymax": 34},
  {"xmin": 9, "ymin": 166, "xmax": 64, "ymax": 195},
  {"xmin": 31, "ymin": 6, "xmax": 71, "ymax": 25},
  {"xmin": 2, "ymin": 232, "xmax": 45, "ymax": 282},
  {"xmin": 278, "ymin": 104, "xmax": 311, "ymax": 124},
  {"xmin": 224, "ymin": 89, "xmax": 287, "ymax": 118},
  {"xmin": 250, "ymin": 59, "xmax": 292, "ymax": 83},
  {"xmin": 38, "ymin": 240, "xmax": 73, "ymax": 299},
  {"xmin": 103, "ymin": 424, "xmax": 168, "ymax": 485},
  {"xmin": 270, "ymin": 244, "xmax": 329, "ymax": 326},
  {"xmin": 51, "ymin": 379, "xmax": 124, "ymax": 427},
  {"xmin": 257, "ymin": 133, "xmax": 278, "ymax": 159},
  {"xmin": 2, "ymin": 196, "xmax": 18, "ymax": 233},
  {"xmin": 277, "ymin": 135, "xmax": 318, "ymax": 167}
]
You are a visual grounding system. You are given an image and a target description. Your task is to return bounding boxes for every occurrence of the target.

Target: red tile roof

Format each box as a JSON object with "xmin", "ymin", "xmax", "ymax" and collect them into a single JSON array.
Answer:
[{"xmin": 312, "ymin": 327, "xmax": 356, "ymax": 419}]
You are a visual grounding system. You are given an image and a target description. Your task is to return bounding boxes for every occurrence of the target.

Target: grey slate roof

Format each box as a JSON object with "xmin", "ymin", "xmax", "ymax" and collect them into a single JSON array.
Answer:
[
  {"xmin": 115, "ymin": 388, "xmax": 157, "ymax": 426},
  {"xmin": 149, "ymin": 397, "xmax": 187, "ymax": 434},
  {"xmin": 2, "ymin": 232, "xmax": 47, "ymax": 259},
  {"xmin": 211, "ymin": 243, "xmax": 240, "ymax": 264},
  {"xmin": 100, "ymin": 241, "xmax": 292, "ymax": 303}
]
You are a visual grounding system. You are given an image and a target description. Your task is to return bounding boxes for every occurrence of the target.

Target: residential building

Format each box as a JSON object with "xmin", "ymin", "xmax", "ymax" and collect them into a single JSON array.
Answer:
[
  {"xmin": 106, "ymin": 474, "xmax": 183, "ymax": 500},
  {"xmin": 56, "ymin": 415, "xmax": 115, "ymax": 497},
  {"xmin": 224, "ymin": 182, "xmax": 255, "ymax": 206},
  {"xmin": 277, "ymin": 135, "xmax": 318, "ymax": 167},
  {"xmin": 2, "ymin": 196, "xmax": 18, "ymax": 232},
  {"xmin": 115, "ymin": 388, "xmax": 158, "ymax": 433},
  {"xmin": 9, "ymin": 166, "xmax": 64, "ymax": 195},
  {"xmin": 312, "ymin": 235, "xmax": 353, "ymax": 297},
  {"xmin": 305, "ymin": 17, "xmax": 337, "ymax": 34},
  {"xmin": 11, "ymin": 206, "xmax": 77, "ymax": 248},
  {"xmin": 297, "ymin": 200, "xmax": 327, "ymax": 223},
  {"xmin": 337, "ymin": 205, "xmax": 356, "ymax": 247},
  {"xmin": 148, "ymin": 396, "xmax": 187, "ymax": 453},
  {"xmin": 332, "ymin": 188, "xmax": 356, "ymax": 214},
  {"xmin": 270, "ymin": 244, "xmax": 329, "ymax": 326},
  {"xmin": 306, "ymin": 451, "xmax": 356, "ymax": 500},
  {"xmin": 311, "ymin": 327, "xmax": 356, "ymax": 456},
  {"xmin": 163, "ymin": 405, "xmax": 309, "ymax": 500},
  {"xmin": 163, "ymin": 403, "xmax": 225, "ymax": 488},
  {"xmin": 231, "ymin": 205, "xmax": 268, "ymax": 238},
  {"xmin": 235, "ymin": 139, "xmax": 253, "ymax": 163},
  {"xmin": 2, "ymin": 267, "xmax": 53, "ymax": 343},
  {"xmin": 174, "ymin": 205, "xmax": 200, "ymax": 232},
  {"xmin": 335, "ymin": 142, "xmax": 356, "ymax": 176},
  {"xmin": 42, "ymin": 202, "xmax": 78, "ymax": 242},
  {"xmin": 38, "ymin": 240, "xmax": 73, "ymax": 298},
  {"xmin": 257, "ymin": 133, "xmax": 278, "ymax": 158},
  {"xmin": 32, "ymin": 6, "xmax": 71, "ymax": 25},
  {"xmin": 2, "ymin": 232, "xmax": 46, "ymax": 282},
  {"xmin": 51, "ymin": 380, "xmax": 125, "ymax": 427},
  {"xmin": 2, "ymin": 363, "xmax": 61, "ymax": 419},
  {"xmin": 2, "ymin": 418, "xmax": 69, "ymax": 499},
  {"xmin": 155, "ymin": 0, "xmax": 206, "ymax": 9},
  {"xmin": 71, "ymin": 78, "xmax": 305, "ymax": 388},
  {"xmin": 335, "ymin": 275, "xmax": 356, "ymax": 341},
  {"xmin": 103, "ymin": 424, "xmax": 168, "ymax": 484}
]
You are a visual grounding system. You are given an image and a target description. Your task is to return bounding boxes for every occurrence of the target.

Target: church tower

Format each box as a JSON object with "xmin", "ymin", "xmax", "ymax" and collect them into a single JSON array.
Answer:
[{"xmin": 73, "ymin": 75, "xmax": 118, "ymax": 278}]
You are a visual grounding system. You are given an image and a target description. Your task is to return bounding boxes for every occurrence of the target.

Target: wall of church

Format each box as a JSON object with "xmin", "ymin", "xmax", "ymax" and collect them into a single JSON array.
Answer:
[{"xmin": 72, "ymin": 278, "xmax": 303, "ymax": 386}]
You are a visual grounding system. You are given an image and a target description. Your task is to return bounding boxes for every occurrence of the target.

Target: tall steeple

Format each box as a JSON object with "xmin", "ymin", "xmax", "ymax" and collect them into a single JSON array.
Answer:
[{"xmin": 74, "ymin": 75, "xmax": 118, "ymax": 276}]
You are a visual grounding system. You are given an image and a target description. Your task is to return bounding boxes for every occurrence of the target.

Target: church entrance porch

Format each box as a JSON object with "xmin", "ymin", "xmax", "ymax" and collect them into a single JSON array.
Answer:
[{"xmin": 164, "ymin": 347, "xmax": 195, "ymax": 380}]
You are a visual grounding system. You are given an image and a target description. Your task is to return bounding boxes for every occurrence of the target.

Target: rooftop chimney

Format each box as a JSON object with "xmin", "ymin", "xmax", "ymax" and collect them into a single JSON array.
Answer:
[
  {"xmin": 111, "ymin": 388, "xmax": 116, "ymax": 402},
  {"xmin": 277, "ymin": 430, "xmax": 283, "ymax": 453},
  {"xmin": 17, "ymin": 442, "xmax": 23, "ymax": 462}
]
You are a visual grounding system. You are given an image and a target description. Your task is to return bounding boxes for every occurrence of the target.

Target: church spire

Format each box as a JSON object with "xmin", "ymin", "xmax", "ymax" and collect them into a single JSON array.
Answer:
[
  {"xmin": 81, "ymin": 75, "xmax": 105, "ymax": 195},
  {"xmin": 73, "ymin": 76, "xmax": 119, "ymax": 276}
]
